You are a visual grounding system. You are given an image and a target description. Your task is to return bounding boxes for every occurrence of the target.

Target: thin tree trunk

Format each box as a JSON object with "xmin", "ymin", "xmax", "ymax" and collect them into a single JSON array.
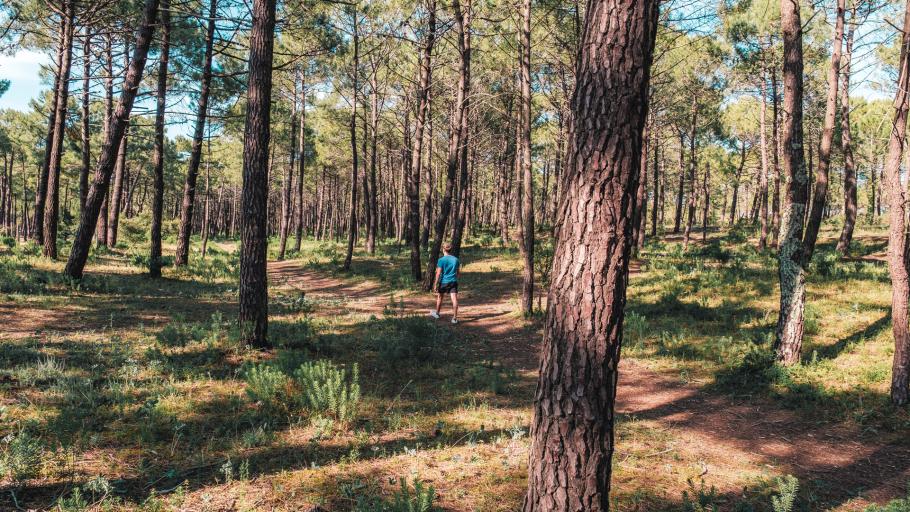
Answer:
[
  {"xmin": 633, "ymin": 115, "xmax": 649, "ymax": 256},
  {"xmin": 836, "ymin": 12, "xmax": 857, "ymax": 256},
  {"xmin": 65, "ymin": 0, "xmax": 162, "ymax": 279},
  {"xmin": 149, "ymin": 0, "xmax": 170, "ymax": 278},
  {"xmin": 238, "ymin": 0, "xmax": 277, "ymax": 348},
  {"xmin": 522, "ymin": 0, "xmax": 658, "ymax": 505},
  {"xmin": 278, "ymin": 83, "xmax": 296, "ymax": 260},
  {"xmin": 294, "ymin": 69, "xmax": 306, "ymax": 252},
  {"xmin": 673, "ymin": 131, "xmax": 684, "ymax": 233},
  {"xmin": 651, "ymin": 135, "xmax": 660, "ymax": 236},
  {"xmin": 175, "ymin": 0, "xmax": 218, "ymax": 265},
  {"xmin": 683, "ymin": 102, "xmax": 698, "ymax": 250},
  {"xmin": 759, "ymin": 69, "xmax": 770, "ymax": 250},
  {"xmin": 43, "ymin": 1, "xmax": 75, "ymax": 259},
  {"xmin": 422, "ymin": 0, "xmax": 470, "ymax": 290},
  {"xmin": 79, "ymin": 28, "xmax": 91, "ymax": 213},
  {"xmin": 343, "ymin": 7, "xmax": 360, "ymax": 271},
  {"xmin": 771, "ymin": 66, "xmax": 781, "ymax": 247},
  {"xmin": 35, "ymin": 17, "xmax": 66, "ymax": 246},
  {"xmin": 517, "ymin": 0, "xmax": 534, "ymax": 313}
]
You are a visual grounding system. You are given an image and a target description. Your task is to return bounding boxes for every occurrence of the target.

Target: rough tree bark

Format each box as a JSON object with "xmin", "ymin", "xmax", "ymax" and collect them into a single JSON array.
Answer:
[
  {"xmin": 64, "ymin": 0, "xmax": 161, "ymax": 279},
  {"xmin": 886, "ymin": 0, "xmax": 910, "ymax": 405},
  {"xmin": 149, "ymin": 0, "xmax": 170, "ymax": 278},
  {"xmin": 175, "ymin": 0, "xmax": 218, "ymax": 266},
  {"xmin": 35, "ymin": 17, "xmax": 66, "ymax": 246},
  {"xmin": 774, "ymin": 0, "xmax": 844, "ymax": 365},
  {"xmin": 278, "ymin": 82, "xmax": 297, "ymax": 260},
  {"xmin": 521, "ymin": 0, "xmax": 658, "ymax": 506},
  {"xmin": 238, "ymin": 0, "xmax": 277, "ymax": 348}
]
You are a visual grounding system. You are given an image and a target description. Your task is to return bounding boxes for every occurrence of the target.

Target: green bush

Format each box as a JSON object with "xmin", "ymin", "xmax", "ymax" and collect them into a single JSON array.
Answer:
[
  {"xmin": 682, "ymin": 478, "xmax": 719, "ymax": 512},
  {"xmin": 244, "ymin": 364, "xmax": 290, "ymax": 413},
  {"xmin": 0, "ymin": 428, "xmax": 43, "ymax": 481},
  {"xmin": 293, "ymin": 359, "xmax": 360, "ymax": 423},
  {"xmin": 771, "ymin": 475, "xmax": 799, "ymax": 512},
  {"xmin": 865, "ymin": 492, "xmax": 910, "ymax": 511},
  {"xmin": 353, "ymin": 477, "xmax": 437, "ymax": 512}
]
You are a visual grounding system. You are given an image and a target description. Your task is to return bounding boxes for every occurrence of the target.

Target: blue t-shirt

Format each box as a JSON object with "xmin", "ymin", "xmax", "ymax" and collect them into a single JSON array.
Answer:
[{"xmin": 437, "ymin": 255, "xmax": 459, "ymax": 284}]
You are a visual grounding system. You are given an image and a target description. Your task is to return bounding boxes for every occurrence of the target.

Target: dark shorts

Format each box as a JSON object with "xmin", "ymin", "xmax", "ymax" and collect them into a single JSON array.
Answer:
[{"xmin": 437, "ymin": 281, "xmax": 458, "ymax": 294}]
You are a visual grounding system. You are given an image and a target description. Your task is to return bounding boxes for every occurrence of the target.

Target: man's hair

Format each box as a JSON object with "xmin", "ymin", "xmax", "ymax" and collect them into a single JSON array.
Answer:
[{"xmin": 444, "ymin": 243, "xmax": 453, "ymax": 253}]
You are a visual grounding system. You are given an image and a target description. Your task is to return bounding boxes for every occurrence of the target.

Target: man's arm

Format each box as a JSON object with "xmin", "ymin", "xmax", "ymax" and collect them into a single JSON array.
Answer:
[{"xmin": 434, "ymin": 267, "xmax": 442, "ymax": 289}]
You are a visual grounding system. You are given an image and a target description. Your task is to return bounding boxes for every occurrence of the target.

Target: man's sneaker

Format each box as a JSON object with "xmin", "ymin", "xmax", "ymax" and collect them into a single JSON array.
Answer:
[
  {"xmin": 429, "ymin": 310, "xmax": 440, "ymax": 319},
  {"xmin": 451, "ymin": 318, "xmax": 458, "ymax": 324}
]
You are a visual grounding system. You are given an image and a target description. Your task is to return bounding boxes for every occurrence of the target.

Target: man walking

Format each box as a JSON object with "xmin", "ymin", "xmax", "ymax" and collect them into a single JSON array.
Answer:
[{"xmin": 430, "ymin": 243, "xmax": 460, "ymax": 323}]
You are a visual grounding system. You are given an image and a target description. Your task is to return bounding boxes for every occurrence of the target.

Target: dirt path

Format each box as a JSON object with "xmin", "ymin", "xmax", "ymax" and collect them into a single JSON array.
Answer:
[{"xmin": 269, "ymin": 260, "xmax": 910, "ymax": 510}]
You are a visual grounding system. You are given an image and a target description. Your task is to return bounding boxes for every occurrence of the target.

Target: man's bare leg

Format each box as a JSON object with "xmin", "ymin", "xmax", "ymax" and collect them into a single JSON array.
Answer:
[
  {"xmin": 450, "ymin": 292, "xmax": 459, "ymax": 322},
  {"xmin": 436, "ymin": 293, "xmax": 444, "ymax": 314}
]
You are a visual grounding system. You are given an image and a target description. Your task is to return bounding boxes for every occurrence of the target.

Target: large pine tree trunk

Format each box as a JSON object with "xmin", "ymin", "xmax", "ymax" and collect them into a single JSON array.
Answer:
[
  {"xmin": 150, "ymin": 0, "xmax": 170, "ymax": 278},
  {"xmin": 517, "ymin": 0, "xmax": 534, "ymax": 313},
  {"xmin": 836, "ymin": 13, "xmax": 857, "ymax": 256},
  {"xmin": 522, "ymin": 0, "xmax": 658, "ymax": 506},
  {"xmin": 238, "ymin": 0, "xmax": 277, "ymax": 348},
  {"xmin": 422, "ymin": 0, "xmax": 470, "ymax": 290},
  {"xmin": 65, "ymin": 0, "xmax": 161, "ymax": 279},
  {"xmin": 175, "ymin": 0, "xmax": 218, "ymax": 266},
  {"xmin": 775, "ymin": 0, "xmax": 844, "ymax": 364},
  {"xmin": 42, "ymin": 1, "xmax": 75, "ymax": 259},
  {"xmin": 886, "ymin": 0, "xmax": 910, "ymax": 405}
]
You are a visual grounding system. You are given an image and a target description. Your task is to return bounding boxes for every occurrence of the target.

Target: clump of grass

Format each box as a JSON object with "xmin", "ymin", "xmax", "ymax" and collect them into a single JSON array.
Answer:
[
  {"xmin": 466, "ymin": 362, "xmax": 516, "ymax": 395},
  {"xmin": 682, "ymin": 478, "xmax": 719, "ymax": 512}
]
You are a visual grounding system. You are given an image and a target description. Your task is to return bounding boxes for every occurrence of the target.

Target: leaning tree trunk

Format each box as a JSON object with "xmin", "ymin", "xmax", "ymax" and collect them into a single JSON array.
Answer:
[
  {"xmin": 107, "ymin": 36, "xmax": 132, "ymax": 248},
  {"xmin": 522, "ymin": 0, "xmax": 658, "ymax": 506},
  {"xmin": 422, "ymin": 0, "xmax": 470, "ymax": 290},
  {"xmin": 238, "ymin": 0, "xmax": 277, "ymax": 348},
  {"xmin": 517, "ymin": 0, "xmax": 535, "ymax": 314},
  {"xmin": 175, "ymin": 0, "xmax": 218, "ymax": 266},
  {"xmin": 65, "ymin": 0, "xmax": 161, "ymax": 279},
  {"xmin": 450, "ymin": 5, "xmax": 473, "ymax": 257},
  {"xmin": 774, "ymin": 0, "xmax": 844, "ymax": 365},
  {"xmin": 342, "ymin": 7, "xmax": 360, "ymax": 272},
  {"xmin": 96, "ymin": 34, "xmax": 114, "ymax": 248},
  {"xmin": 836, "ymin": 13, "xmax": 856, "ymax": 256},
  {"xmin": 149, "ymin": 0, "xmax": 170, "ymax": 278},
  {"xmin": 43, "ymin": 1, "xmax": 75, "ymax": 259},
  {"xmin": 886, "ymin": 0, "xmax": 910, "ymax": 405}
]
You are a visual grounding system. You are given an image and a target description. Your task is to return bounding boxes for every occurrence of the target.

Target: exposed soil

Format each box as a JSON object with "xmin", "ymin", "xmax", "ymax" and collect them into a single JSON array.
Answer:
[{"xmin": 269, "ymin": 259, "xmax": 910, "ymax": 510}]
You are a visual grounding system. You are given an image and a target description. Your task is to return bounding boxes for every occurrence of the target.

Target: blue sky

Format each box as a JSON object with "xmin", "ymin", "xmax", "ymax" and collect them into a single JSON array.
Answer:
[{"xmin": 0, "ymin": 50, "xmax": 49, "ymax": 111}]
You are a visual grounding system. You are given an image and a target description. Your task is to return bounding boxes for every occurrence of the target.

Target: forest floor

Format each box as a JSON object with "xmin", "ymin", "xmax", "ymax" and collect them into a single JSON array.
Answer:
[{"xmin": 1, "ymin": 222, "xmax": 909, "ymax": 511}]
